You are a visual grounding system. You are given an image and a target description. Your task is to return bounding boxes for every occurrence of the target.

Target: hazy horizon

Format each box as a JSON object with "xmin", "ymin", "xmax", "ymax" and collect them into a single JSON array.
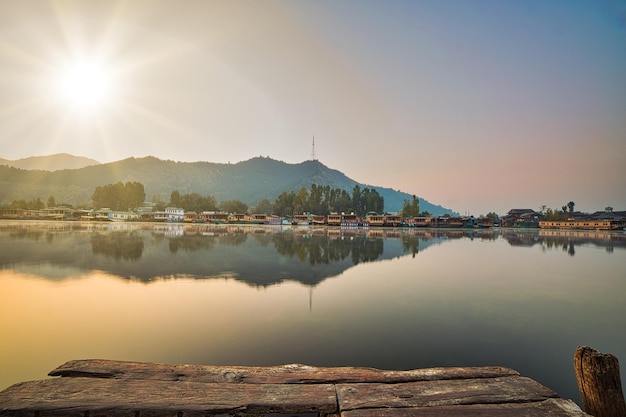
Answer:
[{"xmin": 1, "ymin": 0, "xmax": 624, "ymax": 216}]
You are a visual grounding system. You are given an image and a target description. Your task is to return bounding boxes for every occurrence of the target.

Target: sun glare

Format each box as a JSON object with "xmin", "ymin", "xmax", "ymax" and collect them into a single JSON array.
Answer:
[{"xmin": 53, "ymin": 58, "xmax": 114, "ymax": 114}]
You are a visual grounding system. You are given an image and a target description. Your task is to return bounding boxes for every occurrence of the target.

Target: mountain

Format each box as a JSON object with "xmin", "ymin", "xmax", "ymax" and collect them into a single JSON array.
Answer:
[
  {"xmin": 0, "ymin": 155, "xmax": 455, "ymax": 215},
  {"xmin": 0, "ymin": 153, "xmax": 100, "ymax": 171}
]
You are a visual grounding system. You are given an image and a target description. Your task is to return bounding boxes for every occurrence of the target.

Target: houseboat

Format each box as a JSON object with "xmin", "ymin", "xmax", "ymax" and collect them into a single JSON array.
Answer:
[
  {"xmin": 244, "ymin": 213, "xmax": 269, "ymax": 224},
  {"xmin": 108, "ymin": 210, "xmax": 139, "ymax": 222},
  {"xmin": 293, "ymin": 214, "xmax": 310, "ymax": 226},
  {"xmin": 364, "ymin": 212, "xmax": 385, "ymax": 227},
  {"xmin": 169, "ymin": 207, "xmax": 185, "ymax": 222},
  {"xmin": 405, "ymin": 216, "xmax": 436, "ymax": 227},
  {"xmin": 204, "ymin": 211, "xmax": 229, "ymax": 224},
  {"xmin": 309, "ymin": 214, "xmax": 326, "ymax": 225},
  {"xmin": 539, "ymin": 219, "xmax": 622, "ymax": 230},
  {"xmin": 383, "ymin": 214, "xmax": 403, "ymax": 227},
  {"xmin": 340, "ymin": 213, "xmax": 359, "ymax": 227},
  {"xmin": 327, "ymin": 213, "xmax": 342, "ymax": 226}
]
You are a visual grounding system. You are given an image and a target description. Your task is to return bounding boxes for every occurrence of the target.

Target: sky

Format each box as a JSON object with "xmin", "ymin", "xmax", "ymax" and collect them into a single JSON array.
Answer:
[{"xmin": 1, "ymin": 0, "xmax": 624, "ymax": 216}]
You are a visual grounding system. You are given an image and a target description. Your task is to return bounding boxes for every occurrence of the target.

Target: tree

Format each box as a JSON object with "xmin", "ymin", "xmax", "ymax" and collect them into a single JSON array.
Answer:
[
  {"xmin": 352, "ymin": 185, "xmax": 362, "ymax": 215},
  {"xmin": 546, "ymin": 207, "xmax": 568, "ymax": 221},
  {"xmin": 219, "ymin": 199, "xmax": 248, "ymax": 214},
  {"xmin": 47, "ymin": 196, "xmax": 56, "ymax": 208},
  {"xmin": 253, "ymin": 198, "xmax": 273, "ymax": 214},
  {"xmin": 273, "ymin": 190, "xmax": 297, "ymax": 217},
  {"xmin": 175, "ymin": 192, "xmax": 217, "ymax": 213},
  {"xmin": 567, "ymin": 201, "xmax": 575, "ymax": 214},
  {"xmin": 92, "ymin": 181, "xmax": 145, "ymax": 210},
  {"xmin": 400, "ymin": 195, "xmax": 420, "ymax": 218},
  {"xmin": 170, "ymin": 190, "xmax": 181, "ymax": 207}
]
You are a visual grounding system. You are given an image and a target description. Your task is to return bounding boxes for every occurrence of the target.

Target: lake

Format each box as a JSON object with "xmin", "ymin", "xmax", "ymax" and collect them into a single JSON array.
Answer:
[{"xmin": 1, "ymin": 220, "xmax": 625, "ymax": 405}]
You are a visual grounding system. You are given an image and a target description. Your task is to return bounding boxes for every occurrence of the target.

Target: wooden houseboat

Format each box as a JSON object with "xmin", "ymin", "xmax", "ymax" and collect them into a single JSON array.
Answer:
[
  {"xmin": 244, "ymin": 213, "xmax": 268, "ymax": 224},
  {"xmin": 364, "ymin": 212, "xmax": 385, "ymax": 227},
  {"xmin": 405, "ymin": 216, "xmax": 436, "ymax": 227},
  {"xmin": 293, "ymin": 214, "xmax": 310, "ymax": 225},
  {"xmin": 204, "ymin": 211, "xmax": 229, "ymax": 224},
  {"xmin": 383, "ymin": 214, "xmax": 403, "ymax": 227},
  {"xmin": 341, "ymin": 213, "xmax": 359, "ymax": 227},
  {"xmin": 327, "ymin": 213, "xmax": 342, "ymax": 226}
]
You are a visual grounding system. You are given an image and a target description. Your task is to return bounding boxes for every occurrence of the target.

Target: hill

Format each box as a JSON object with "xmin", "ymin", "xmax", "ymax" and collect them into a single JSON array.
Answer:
[
  {"xmin": 0, "ymin": 153, "xmax": 100, "ymax": 171},
  {"xmin": 0, "ymin": 155, "xmax": 454, "ymax": 215}
]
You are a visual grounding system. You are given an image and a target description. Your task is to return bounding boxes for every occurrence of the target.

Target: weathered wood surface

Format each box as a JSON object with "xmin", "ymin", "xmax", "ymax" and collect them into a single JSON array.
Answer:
[
  {"xmin": 341, "ymin": 399, "xmax": 589, "ymax": 417},
  {"xmin": 0, "ymin": 378, "xmax": 336, "ymax": 416},
  {"xmin": 336, "ymin": 376, "xmax": 558, "ymax": 409},
  {"xmin": 0, "ymin": 359, "xmax": 590, "ymax": 416},
  {"xmin": 574, "ymin": 345, "xmax": 626, "ymax": 417},
  {"xmin": 49, "ymin": 359, "xmax": 520, "ymax": 383}
]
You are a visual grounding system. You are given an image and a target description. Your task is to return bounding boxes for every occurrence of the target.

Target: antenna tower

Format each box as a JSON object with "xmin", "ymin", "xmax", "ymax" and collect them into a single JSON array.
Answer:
[{"xmin": 310, "ymin": 136, "xmax": 317, "ymax": 161}]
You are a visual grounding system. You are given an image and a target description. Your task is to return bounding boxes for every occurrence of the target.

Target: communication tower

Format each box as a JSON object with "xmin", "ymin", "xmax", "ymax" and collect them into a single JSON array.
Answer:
[{"xmin": 310, "ymin": 136, "xmax": 317, "ymax": 161}]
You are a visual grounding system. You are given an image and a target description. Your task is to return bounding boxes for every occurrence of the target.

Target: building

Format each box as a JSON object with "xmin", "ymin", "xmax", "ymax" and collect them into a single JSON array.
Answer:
[{"xmin": 501, "ymin": 209, "xmax": 539, "ymax": 228}]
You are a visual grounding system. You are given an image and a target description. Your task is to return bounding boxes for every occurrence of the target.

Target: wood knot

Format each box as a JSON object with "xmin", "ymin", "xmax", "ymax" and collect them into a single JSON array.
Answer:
[{"xmin": 223, "ymin": 371, "xmax": 244, "ymax": 382}]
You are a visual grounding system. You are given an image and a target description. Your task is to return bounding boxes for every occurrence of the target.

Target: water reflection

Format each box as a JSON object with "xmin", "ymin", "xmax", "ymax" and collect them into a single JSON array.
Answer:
[
  {"xmin": 0, "ymin": 221, "xmax": 624, "ymax": 286},
  {"xmin": 1, "ymin": 221, "xmax": 625, "ymax": 405}
]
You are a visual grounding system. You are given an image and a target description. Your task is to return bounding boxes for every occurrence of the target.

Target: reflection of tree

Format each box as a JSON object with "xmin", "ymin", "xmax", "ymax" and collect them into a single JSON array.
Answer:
[
  {"xmin": 252, "ymin": 232, "xmax": 272, "ymax": 247},
  {"xmin": 219, "ymin": 233, "xmax": 248, "ymax": 246},
  {"xmin": 401, "ymin": 235, "xmax": 420, "ymax": 258},
  {"xmin": 9, "ymin": 228, "xmax": 45, "ymax": 241},
  {"xmin": 91, "ymin": 232, "xmax": 144, "ymax": 261},
  {"xmin": 167, "ymin": 235, "xmax": 217, "ymax": 253},
  {"xmin": 272, "ymin": 234, "xmax": 384, "ymax": 266},
  {"xmin": 351, "ymin": 237, "xmax": 384, "ymax": 265}
]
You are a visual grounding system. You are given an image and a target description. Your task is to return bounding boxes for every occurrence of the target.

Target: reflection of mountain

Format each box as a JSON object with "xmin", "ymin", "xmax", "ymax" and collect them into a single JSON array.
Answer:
[
  {"xmin": 0, "ymin": 223, "xmax": 448, "ymax": 287},
  {"xmin": 4, "ymin": 223, "xmax": 623, "ymax": 285}
]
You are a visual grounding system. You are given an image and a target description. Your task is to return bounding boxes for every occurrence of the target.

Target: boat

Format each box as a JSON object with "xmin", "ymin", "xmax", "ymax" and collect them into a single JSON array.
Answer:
[{"xmin": 292, "ymin": 214, "xmax": 310, "ymax": 226}]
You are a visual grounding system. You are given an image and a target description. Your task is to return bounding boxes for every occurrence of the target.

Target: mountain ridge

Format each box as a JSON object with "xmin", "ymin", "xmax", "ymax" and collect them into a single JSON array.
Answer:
[
  {"xmin": 0, "ymin": 154, "xmax": 455, "ymax": 215},
  {"xmin": 0, "ymin": 153, "xmax": 100, "ymax": 171}
]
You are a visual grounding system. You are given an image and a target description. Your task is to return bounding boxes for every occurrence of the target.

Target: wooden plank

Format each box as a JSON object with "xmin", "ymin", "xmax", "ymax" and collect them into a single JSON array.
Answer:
[
  {"xmin": 340, "ymin": 398, "xmax": 590, "ymax": 417},
  {"xmin": 336, "ymin": 376, "xmax": 558, "ymax": 411},
  {"xmin": 49, "ymin": 359, "xmax": 519, "ymax": 384},
  {"xmin": 0, "ymin": 377, "xmax": 337, "ymax": 416}
]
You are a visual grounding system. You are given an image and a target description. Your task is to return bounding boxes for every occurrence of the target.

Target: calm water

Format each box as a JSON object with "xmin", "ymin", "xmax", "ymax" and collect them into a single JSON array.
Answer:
[{"xmin": 1, "ymin": 220, "xmax": 625, "ymax": 404}]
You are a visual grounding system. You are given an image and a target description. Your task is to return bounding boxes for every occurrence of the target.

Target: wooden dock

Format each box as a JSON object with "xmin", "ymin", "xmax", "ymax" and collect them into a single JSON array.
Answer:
[{"xmin": 0, "ymin": 359, "xmax": 589, "ymax": 416}]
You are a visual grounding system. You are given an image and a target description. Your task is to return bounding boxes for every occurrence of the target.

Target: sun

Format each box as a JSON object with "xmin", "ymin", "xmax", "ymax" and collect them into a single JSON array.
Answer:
[{"xmin": 52, "ymin": 57, "xmax": 115, "ymax": 114}]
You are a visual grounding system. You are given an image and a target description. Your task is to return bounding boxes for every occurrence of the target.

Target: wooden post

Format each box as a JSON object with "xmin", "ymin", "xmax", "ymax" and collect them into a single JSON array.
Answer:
[{"xmin": 574, "ymin": 345, "xmax": 626, "ymax": 417}]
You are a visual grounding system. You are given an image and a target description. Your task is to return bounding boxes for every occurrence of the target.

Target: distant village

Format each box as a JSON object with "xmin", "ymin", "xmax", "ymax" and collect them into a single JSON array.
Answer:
[{"xmin": 1, "ymin": 205, "xmax": 624, "ymax": 231}]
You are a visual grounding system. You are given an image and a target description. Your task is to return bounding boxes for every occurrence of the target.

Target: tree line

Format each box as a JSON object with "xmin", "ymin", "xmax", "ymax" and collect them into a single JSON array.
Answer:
[
  {"xmin": 4, "ymin": 180, "xmax": 438, "ymax": 218},
  {"xmin": 538, "ymin": 201, "xmax": 576, "ymax": 221},
  {"xmin": 5, "ymin": 181, "xmax": 388, "ymax": 217}
]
